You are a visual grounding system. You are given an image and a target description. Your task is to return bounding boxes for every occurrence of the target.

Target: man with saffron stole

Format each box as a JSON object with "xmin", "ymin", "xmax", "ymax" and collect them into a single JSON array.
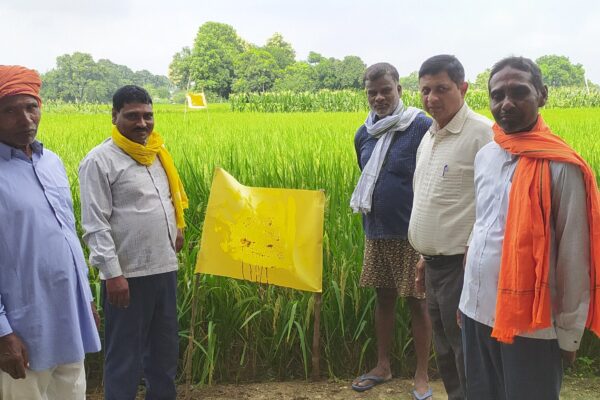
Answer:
[
  {"xmin": 79, "ymin": 85, "xmax": 188, "ymax": 400},
  {"xmin": 459, "ymin": 56, "xmax": 600, "ymax": 400}
]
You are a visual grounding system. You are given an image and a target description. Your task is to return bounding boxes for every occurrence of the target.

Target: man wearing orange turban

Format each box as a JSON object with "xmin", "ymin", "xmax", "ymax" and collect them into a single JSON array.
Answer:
[
  {"xmin": 0, "ymin": 65, "xmax": 42, "ymax": 104},
  {"xmin": 0, "ymin": 65, "xmax": 101, "ymax": 399}
]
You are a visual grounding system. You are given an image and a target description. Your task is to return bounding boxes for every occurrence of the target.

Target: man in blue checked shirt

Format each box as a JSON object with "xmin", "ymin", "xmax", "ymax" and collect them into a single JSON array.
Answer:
[
  {"xmin": 0, "ymin": 65, "xmax": 101, "ymax": 400},
  {"xmin": 350, "ymin": 63, "xmax": 433, "ymax": 399}
]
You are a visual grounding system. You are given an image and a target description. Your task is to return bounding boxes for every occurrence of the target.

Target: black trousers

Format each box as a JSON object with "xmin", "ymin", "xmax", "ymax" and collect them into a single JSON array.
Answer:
[
  {"xmin": 425, "ymin": 255, "xmax": 466, "ymax": 400},
  {"xmin": 462, "ymin": 314, "xmax": 563, "ymax": 400},
  {"xmin": 102, "ymin": 271, "xmax": 179, "ymax": 400}
]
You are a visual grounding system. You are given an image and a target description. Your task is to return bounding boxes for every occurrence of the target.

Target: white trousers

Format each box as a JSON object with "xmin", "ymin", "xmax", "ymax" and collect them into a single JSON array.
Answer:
[{"xmin": 0, "ymin": 360, "xmax": 86, "ymax": 400}]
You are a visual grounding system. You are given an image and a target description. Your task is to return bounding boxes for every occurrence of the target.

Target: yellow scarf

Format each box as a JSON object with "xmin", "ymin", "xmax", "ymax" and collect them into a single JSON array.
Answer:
[{"xmin": 111, "ymin": 127, "xmax": 188, "ymax": 229}]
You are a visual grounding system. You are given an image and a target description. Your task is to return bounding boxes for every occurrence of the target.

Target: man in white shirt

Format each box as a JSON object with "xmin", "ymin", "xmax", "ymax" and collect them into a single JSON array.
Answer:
[
  {"xmin": 79, "ymin": 85, "xmax": 187, "ymax": 400},
  {"xmin": 459, "ymin": 56, "xmax": 597, "ymax": 400},
  {"xmin": 408, "ymin": 55, "xmax": 493, "ymax": 400}
]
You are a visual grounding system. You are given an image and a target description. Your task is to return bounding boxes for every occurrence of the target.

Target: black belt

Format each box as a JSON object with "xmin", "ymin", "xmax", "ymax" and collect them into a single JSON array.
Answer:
[{"xmin": 422, "ymin": 254, "xmax": 464, "ymax": 267}]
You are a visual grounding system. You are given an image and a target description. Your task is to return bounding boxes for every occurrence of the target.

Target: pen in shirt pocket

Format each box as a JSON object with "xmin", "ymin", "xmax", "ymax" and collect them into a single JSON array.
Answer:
[{"xmin": 441, "ymin": 164, "xmax": 448, "ymax": 177}]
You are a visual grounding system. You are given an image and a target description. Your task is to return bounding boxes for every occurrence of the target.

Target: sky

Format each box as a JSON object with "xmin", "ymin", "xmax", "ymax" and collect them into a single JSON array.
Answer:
[{"xmin": 2, "ymin": 0, "xmax": 599, "ymax": 84}]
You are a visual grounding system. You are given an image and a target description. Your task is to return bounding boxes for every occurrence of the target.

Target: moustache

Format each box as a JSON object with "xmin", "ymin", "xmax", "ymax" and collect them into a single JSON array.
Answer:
[{"xmin": 16, "ymin": 128, "xmax": 37, "ymax": 136}]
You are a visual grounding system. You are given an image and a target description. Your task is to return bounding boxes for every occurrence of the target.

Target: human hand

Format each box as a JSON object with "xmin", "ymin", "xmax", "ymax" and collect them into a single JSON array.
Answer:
[
  {"xmin": 176, "ymin": 228, "xmax": 184, "ymax": 253},
  {"xmin": 456, "ymin": 310, "xmax": 462, "ymax": 328},
  {"xmin": 561, "ymin": 350, "xmax": 576, "ymax": 366},
  {"xmin": 415, "ymin": 257, "xmax": 426, "ymax": 295},
  {"xmin": 90, "ymin": 302, "xmax": 100, "ymax": 330},
  {"xmin": 0, "ymin": 333, "xmax": 29, "ymax": 379},
  {"xmin": 106, "ymin": 275, "xmax": 130, "ymax": 308}
]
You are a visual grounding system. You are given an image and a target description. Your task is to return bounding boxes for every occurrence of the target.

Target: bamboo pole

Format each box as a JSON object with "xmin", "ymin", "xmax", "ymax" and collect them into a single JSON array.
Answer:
[
  {"xmin": 311, "ymin": 292, "xmax": 322, "ymax": 381},
  {"xmin": 184, "ymin": 273, "xmax": 200, "ymax": 400}
]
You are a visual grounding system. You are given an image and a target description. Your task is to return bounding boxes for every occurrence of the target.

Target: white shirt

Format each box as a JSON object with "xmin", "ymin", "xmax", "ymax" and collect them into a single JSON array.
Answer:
[
  {"xmin": 409, "ymin": 103, "xmax": 493, "ymax": 255},
  {"xmin": 79, "ymin": 138, "xmax": 179, "ymax": 280},
  {"xmin": 459, "ymin": 141, "xmax": 590, "ymax": 351}
]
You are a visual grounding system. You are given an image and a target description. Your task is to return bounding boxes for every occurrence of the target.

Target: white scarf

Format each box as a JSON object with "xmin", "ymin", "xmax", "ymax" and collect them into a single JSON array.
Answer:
[{"xmin": 350, "ymin": 99, "xmax": 423, "ymax": 214}]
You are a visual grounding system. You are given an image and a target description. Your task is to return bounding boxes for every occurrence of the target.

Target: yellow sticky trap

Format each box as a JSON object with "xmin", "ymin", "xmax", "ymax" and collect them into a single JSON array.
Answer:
[
  {"xmin": 195, "ymin": 168, "xmax": 325, "ymax": 292},
  {"xmin": 186, "ymin": 92, "xmax": 207, "ymax": 109}
]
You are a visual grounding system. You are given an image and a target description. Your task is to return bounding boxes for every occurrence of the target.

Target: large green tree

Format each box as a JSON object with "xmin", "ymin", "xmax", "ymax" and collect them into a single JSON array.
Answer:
[
  {"xmin": 42, "ymin": 52, "xmax": 100, "ymax": 103},
  {"xmin": 336, "ymin": 56, "xmax": 366, "ymax": 89},
  {"xmin": 264, "ymin": 33, "xmax": 296, "ymax": 71},
  {"xmin": 313, "ymin": 57, "xmax": 342, "ymax": 89},
  {"xmin": 398, "ymin": 71, "xmax": 419, "ymax": 91},
  {"xmin": 232, "ymin": 48, "xmax": 278, "ymax": 93},
  {"xmin": 272, "ymin": 54, "xmax": 364, "ymax": 92},
  {"xmin": 308, "ymin": 54, "xmax": 366, "ymax": 90},
  {"xmin": 169, "ymin": 22, "xmax": 245, "ymax": 98},
  {"xmin": 273, "ymin": 62, "xmax": 317, "ymax": 92},
  {"xmin": 536, "ymin": 55, "xmax": 586, "ymax": 87},
  {"xmin": 471, "ymin": 69, "xmax": 491, "ymax": 90},
  {"xmin": 168, "ymin": 47, "xmax": 192, "ymax": 89},
  {"xmin": 96, "ymin": 59, "xmax": 139, "ymax": 100},
  {"xmin": 307, "ymin": 51, "xmax": 324, "ymax": 64}
]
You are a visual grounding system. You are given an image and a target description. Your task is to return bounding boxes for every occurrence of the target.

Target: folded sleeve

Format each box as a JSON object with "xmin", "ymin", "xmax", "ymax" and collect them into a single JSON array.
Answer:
[
  {"xmin": 551, "ymin": 162, "xmax": 590, "ymax": 351},
  {"xmin": 0, "ymin": 295, "xmax": 13, "ymax": 337}
]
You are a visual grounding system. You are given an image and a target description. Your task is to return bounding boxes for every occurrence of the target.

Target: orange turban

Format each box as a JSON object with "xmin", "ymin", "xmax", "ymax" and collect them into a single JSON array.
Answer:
[{"xmin": 0, "ymin": 65, "xmax": 42, "ymax": 105}]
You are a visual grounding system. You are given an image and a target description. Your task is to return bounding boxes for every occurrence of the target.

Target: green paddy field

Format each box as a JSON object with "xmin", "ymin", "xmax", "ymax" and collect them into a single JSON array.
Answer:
[{"xmin": 38, "ymin": 103, "xmax": 600, "ymax": 384}]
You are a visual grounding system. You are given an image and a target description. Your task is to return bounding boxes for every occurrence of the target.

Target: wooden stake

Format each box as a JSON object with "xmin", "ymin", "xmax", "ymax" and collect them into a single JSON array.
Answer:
[
  {"xmin": 311, "ymin": 292, "xmax": 322, "ymax": 381},
  {"xmin": 184, "ymin": 273, "xmax": 200, "ymax": 400}
]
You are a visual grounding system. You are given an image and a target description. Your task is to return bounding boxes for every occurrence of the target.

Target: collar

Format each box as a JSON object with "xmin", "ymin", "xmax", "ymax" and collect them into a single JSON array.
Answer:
[
  {"xmin": 430, "ymin": 102, "xmax": 470, "ymax": 136},
  {"xmin": 0, "ymin": 142, "xmax": 11, "ymax": 161},
  {"xmin": 0, "ymin": 140, "xmax": 44, "ymax": 161}
]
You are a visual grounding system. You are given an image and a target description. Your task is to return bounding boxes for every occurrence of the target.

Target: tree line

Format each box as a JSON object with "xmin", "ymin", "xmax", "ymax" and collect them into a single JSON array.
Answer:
[
  {"xmin": 39, "ymin": 21, "xmax": 595, "ymax": 103},
  {"xmin": 167, "ymin": 22, "xmax": 368, "ymax": 100},
  {"xmin": 41, "ymin": 53, "xmax": 172, "ymax": 104}
]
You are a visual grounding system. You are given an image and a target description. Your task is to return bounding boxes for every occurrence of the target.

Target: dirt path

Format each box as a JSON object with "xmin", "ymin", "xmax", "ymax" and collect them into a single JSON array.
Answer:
[
  {"xmin": 87, "ymin": 376, "xmax": 600, "ymax": 399},
  {"xmin": 184, "ymin": 379, "xmax": 445, "ymax": 399}
]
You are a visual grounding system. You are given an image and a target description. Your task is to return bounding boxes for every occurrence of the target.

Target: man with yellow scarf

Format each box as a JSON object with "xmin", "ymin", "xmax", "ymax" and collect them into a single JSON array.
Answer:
[{"xmin": 79, "ymin": 85, "xmax": 188, "ymax": 400}]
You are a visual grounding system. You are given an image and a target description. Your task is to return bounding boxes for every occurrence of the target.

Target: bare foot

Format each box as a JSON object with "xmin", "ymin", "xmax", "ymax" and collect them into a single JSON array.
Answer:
[{"xmin": 352, "ymin": 366, "xmax": 392, "ymax": 389}]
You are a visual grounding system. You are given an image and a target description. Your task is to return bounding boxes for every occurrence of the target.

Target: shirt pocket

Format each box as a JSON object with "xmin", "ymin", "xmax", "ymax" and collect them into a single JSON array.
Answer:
[{"xmin": 429, "ymin": 165, "xmax": 463, "ymax": 205}]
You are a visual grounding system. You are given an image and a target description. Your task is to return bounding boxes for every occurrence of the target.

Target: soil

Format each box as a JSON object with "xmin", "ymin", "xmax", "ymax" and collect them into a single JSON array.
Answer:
[{"xmin": 86, "ymin": 376, "xmax": 600, "ymax": 399}]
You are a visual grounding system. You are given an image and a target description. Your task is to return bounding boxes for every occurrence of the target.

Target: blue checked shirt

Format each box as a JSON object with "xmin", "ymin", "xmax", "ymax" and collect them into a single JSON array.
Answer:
[{"xmin": 354, "ymin": 113, "xmax": 431, "ymax": 239}]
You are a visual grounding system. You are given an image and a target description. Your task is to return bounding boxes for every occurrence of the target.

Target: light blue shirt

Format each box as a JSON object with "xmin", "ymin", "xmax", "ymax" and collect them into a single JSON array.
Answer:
[
  {"xmin": 0, "ymin": 141, "xmax": 101, "ymax": 371},
  {"xmin": 459, "ymin": 141, "xmax": 590, "ymax": 351}
]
